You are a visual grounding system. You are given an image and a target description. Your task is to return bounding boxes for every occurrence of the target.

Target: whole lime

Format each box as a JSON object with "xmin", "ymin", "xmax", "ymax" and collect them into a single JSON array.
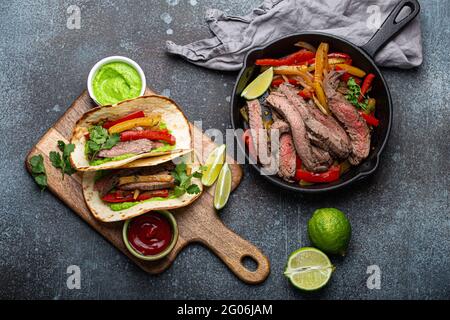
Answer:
[{"xmin": 307, "ymin": 208, "xmax": 351, "ymax": 256}]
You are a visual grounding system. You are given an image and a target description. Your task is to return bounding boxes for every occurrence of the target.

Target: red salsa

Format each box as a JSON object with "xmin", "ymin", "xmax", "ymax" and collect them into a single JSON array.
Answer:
[{"xmin": 127, "ymin": 213, "xmax": 172, "ymax": 256}]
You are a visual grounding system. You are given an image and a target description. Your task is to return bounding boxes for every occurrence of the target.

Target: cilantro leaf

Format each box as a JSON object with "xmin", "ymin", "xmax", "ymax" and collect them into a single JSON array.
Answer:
[
  {"xmin": 345, "ymin": 78, "xmax": 369, "ymax": 111},
  {"xmin": 171, "ymin": 162, "xmax": 203, "ymax": 198},
  {"xmin": 86, "ymin": 126, "xmax": 120, "ymax": 161},
  {"xmin": 104, "ymin": 133, "xmax": 120, "ymax": 150},
  {"xmin": 50, "ymin": 141, "xmax": 76, "ymax": 179},
  {"xmin": 173, "ymin": 186, "xmax": 186, "ymax": 198},
  {"xmin": 186, "ymin": 184, "xmax": 201, "ymax": 194},
  {"xmin": 29, "ymin": 154, "xmax": 47, "ymax": 191},
  {"xmin": 30, "ymin": 155, "xmax": 45, "ymax": 174},
  {"xmin": 34, "ymin": 175, "xmax": 47, "ymax": 190},
  {"xmin": 49, "ymin": 151, "xmax": 62, "ymax": 168}
]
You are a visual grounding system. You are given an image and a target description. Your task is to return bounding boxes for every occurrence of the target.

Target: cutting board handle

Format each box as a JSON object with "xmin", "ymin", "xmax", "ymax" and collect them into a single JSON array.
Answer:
[{"xmin": 176, "ymin": 198, "xmax": 270, "ymax": 284}]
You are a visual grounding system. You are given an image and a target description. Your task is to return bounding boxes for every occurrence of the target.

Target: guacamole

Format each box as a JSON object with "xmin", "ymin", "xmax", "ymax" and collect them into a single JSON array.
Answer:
[
  {"xmin": 92, "ymin": 61, "xmax": 142, "ymax": 105},
  {"xmin": 109, "ymin": 195, "xmax": 177, "ymax": 211}
]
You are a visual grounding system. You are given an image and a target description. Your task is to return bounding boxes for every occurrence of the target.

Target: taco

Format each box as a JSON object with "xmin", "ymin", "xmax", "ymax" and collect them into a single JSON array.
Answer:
[
  {"xmin": 82, "ymin": 152, "xmax": 203, "ymax": 222},
  {"xmin": 70, "ymin": 95, "xmax": 191, "ymax": 171}
]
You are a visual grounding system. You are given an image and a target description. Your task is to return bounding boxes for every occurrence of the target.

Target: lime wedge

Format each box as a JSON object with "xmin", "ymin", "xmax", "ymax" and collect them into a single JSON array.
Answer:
[
  {"xmin": 241, "ymin": 67, "xmax": 273, "ymax": 100},
  {"xmin": 284, "ymin": 247, "xmax": 334, "ymax": 291},
  {"xmin": 201, "ymin": 145, "xmax": 226, "ymax": 187},
  {"xmin": 214, "ymin": 163, "xmax": 232, "ymax": 210}
]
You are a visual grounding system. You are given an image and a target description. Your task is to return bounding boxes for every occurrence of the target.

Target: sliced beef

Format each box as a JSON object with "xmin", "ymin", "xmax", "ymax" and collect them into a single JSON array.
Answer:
[
  {"xmin": 271, "ymin": 120, "xmax": 290, "ymax": 135},
  {"xmin": 266, "ymin": 92, "xmax": 330, "ymax": 172},
  {"xmin": 278, "ymin": 83, "xmax": 351, "ymax": 159},
  {"xmin": 119, "ymin": 181, "xmax": 175, "ymax": 191},
  {"xmin": 324, "ymin": 71, "xmax": 370, "ymax": 165},
  {"xmin": 247, "ymin": 100, "xmax": 270, "ymax": 165},
  {"xmin": 97, "ymin": 139, "xmax": 163, "ymax": 158},
  {"xmin": 278, "ymin": 133, "xmax": 296, "ymax": 181},
  {"xmin": 94, "ymin": 175, "xmax": 119, "ymax": 197}
]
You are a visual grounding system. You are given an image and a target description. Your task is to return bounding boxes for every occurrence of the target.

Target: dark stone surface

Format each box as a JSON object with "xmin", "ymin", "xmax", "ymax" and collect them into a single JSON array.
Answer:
[{"xmin": 0, "ymin": 0, "xmax": 448, "ymax": 299}]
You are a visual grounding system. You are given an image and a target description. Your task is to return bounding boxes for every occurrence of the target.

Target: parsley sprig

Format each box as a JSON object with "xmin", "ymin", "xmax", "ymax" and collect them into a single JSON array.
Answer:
[
  {"xmin": 345, "ymin": 78, "xmax": 369, "ymax": 111},
  {"xmin": 171, "ymin": 162, "xmax": 206, "ymax": 197},
  {"xmin": 86, "ymin": 125, "xmax": 120, "ymax": 161},
  {"xmin": 29, "ymin": 154, "xmax": 48, "ymax": 191},
  {"xmin": 49, "ymin": 140, "xmax": 76, "ymax": 179}
]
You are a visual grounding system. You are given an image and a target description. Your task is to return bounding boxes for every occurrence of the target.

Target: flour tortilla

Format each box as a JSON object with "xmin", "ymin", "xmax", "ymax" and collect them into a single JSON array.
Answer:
[
  {"xmin": 70, "ymin": 95, "xmax": 192, "ymax": 171},
  {"xmin": 82, "ymin": 152, "xmax": 203, "ymax": 222}
]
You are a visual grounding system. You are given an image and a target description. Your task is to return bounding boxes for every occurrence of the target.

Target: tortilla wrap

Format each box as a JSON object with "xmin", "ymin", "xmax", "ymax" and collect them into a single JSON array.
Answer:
[
  {"xmin": 82, "ymin": 152, "xmax": 203, "ymax": 222},
  {"xmin": 70, "ymin": 95, "xmax": 192, "ymax": 171}
]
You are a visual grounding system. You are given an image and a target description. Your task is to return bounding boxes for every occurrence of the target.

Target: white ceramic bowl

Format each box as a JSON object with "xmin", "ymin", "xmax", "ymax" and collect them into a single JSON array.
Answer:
[{"xmin": 87, "ymin": 56, "xmax": 146, "ymax": 105}]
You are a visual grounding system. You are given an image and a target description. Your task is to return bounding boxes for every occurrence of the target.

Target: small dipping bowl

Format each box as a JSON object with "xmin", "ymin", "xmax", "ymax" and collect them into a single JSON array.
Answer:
[
  {"xmin": 87, "ymin": 55, "xmax": 146, "ymax": 105},
  {"xmin": 122, "ymin": 211, "xmax": 178, "ymax": 261}
]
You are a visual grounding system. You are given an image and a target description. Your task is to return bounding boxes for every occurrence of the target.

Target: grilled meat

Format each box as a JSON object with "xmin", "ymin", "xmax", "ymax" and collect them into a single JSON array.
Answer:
[
  {"xmin": 247, "ymin": 100, "xmax": 270, "ymax": 165},
  {"xmin": 119, "ymin": 181, "xmax": 175, "ymax": 191},
  {"xmin": 324, "ymin": 71, "xmax": 370, "ymax": 165},
  {"xmin": 278, "ymin": 133, "xmax": 296, "ymax": 181},
  {"xmin": 278, "ymin": 83, "xmax": 351, "ymax": 159},
  {"xmin": 270, "ymin": 120, "xmax": 290, "ymax": 135},
  {"xmin": 266, "ymin": 92, "xmax": 330, "ymax": 172},
  {"xmin": 97, "ymin": 139, "xmax": 164, "ymax": 158}
]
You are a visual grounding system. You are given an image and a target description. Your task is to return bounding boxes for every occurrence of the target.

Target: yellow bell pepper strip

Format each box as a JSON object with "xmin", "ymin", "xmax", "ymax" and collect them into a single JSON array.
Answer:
[
  {"xmin": 307, "ymin": 57, "xmax": 348, "ymax": 72},
  {"xmin": 273, "ymin": 66, "xmax": 314, "ymax": 87},
  {"xmin": 313, "ymin": 42, "xmax": 329, "ymax": 83},
  {"xmin": 312, "ymin": 93, "xmax": 330, "ymax": 115},
  {"xmin": 108, "ymin": 116, "xmax": 161, "ymax": 134},
  {"xmin": 312, "ymin": 42, "xmax": 329, "ymax": 113},
  {"xmin": 335, "ymin": 64, "xmax": 366, "ymax": 78}
]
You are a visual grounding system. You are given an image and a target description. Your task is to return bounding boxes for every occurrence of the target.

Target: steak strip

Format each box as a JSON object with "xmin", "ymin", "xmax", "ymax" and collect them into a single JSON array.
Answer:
[
  {"xmin": 278, "ymin": 83, "xmax": 351, "ymax": 159},
  {"xmin": 324, "ymin": 71, "xmax": 370, "ymax": 165},
  {"xmin": 119, "ymin": 181, "xmax": 175, "ymax": 191},
  {"xmin": 247, "ymin": 100, "xmax": 270, "ymax": 165},
  {"xmin": 266, "ymin": 92, "xmax": 330, "ymax": 172},
  {"xmin": 97, "ymin": 139, "xmax": 163, "ymax": 158}
]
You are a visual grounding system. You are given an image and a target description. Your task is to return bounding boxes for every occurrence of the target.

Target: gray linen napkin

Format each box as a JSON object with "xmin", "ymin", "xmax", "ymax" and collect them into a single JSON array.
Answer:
[{"xmin": 166, "ymin": 0, "xmax": 422, "ymax": 71}]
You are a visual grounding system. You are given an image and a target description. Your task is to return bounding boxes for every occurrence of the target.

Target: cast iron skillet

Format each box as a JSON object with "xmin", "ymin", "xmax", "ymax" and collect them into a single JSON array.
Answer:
[{"xmin": 231, "ymin": 0, "xmax": 420, "ymax": 193}]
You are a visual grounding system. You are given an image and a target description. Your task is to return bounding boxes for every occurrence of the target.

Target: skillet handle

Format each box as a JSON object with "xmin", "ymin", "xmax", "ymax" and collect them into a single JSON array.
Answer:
[{"xmin": 360, "ymin": 0, "xmax": 420, "ymax": 57}]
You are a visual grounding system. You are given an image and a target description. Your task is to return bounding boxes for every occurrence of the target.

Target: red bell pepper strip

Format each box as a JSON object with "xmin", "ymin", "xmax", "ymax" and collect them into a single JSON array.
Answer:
[
  {"xmin": 358, "ymin": 73, "xmax": 376, "ymax": 102},
  {"xmin": 359, "ymin": 111, "xmax": 379, "ymax": 127},
  {"xmin": 102, "ymin": 189, "xmax": 169, "ymax": 203},
  {"xmin": 295, "ymin": 165, "xmax": 341, "ymax": 183},
  {"xmin": 298, "ymin": 88, "xmax": 313, "ymax": 99},
  {"xmin": 242, "ymin": 129, "xmax": 256, "ymax": 160},
  {"xmin": 255, "ymin": 49, "xmax": 315, "ymax": 66},
  {"xmin": 120, "ymin": 129, "xmax": 176, "ymax": 145},
  {"xmin": 102, "ymin": 111, "xmax": 145, "ymax": 129},
  {"xmin": 271, "ymin": 78, "xmax": 298, "ymax": 87}
]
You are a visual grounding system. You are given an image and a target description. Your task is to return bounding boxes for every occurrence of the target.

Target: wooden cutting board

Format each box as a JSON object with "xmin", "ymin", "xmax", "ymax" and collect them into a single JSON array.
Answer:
[{"xmin": 25, "ymin": 89, "xmax": 270, "ymax": 284}]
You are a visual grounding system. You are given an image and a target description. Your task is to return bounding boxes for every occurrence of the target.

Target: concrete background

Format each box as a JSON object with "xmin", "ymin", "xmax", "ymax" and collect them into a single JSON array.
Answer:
[{"xmin": 0, "ymin": 0, "xmax": 448, "ymax": 299}]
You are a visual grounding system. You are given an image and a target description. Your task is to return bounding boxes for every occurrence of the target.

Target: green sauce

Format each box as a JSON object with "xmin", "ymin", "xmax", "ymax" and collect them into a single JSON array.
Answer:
[
  {"xmin": 92, "ymin": 61, "xmax": 142, "ymax": 105},
  {"xmin": 109, "ymin": 195, "xmax": 177, "ymax": 211},
  {"xmin": 89, "ymin": 153, "xmax": 136, "ymax": 166}
]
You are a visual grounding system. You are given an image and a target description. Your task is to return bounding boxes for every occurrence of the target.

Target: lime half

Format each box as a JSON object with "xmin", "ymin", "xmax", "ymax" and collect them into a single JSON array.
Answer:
[
  {"xmin": 201, "ymin": 145, "xmax": 226, "ymax": 187},
  {"xmin": 241, "ymin": 67, "xmax": 273, "ymax": 100},
  {"xmin": 284, "ymin": 247, "xmax": 334, "ymax": 291},
  {"xmin": 214, "ymin": 163, "xmax": 232, "ymax": 210}
]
